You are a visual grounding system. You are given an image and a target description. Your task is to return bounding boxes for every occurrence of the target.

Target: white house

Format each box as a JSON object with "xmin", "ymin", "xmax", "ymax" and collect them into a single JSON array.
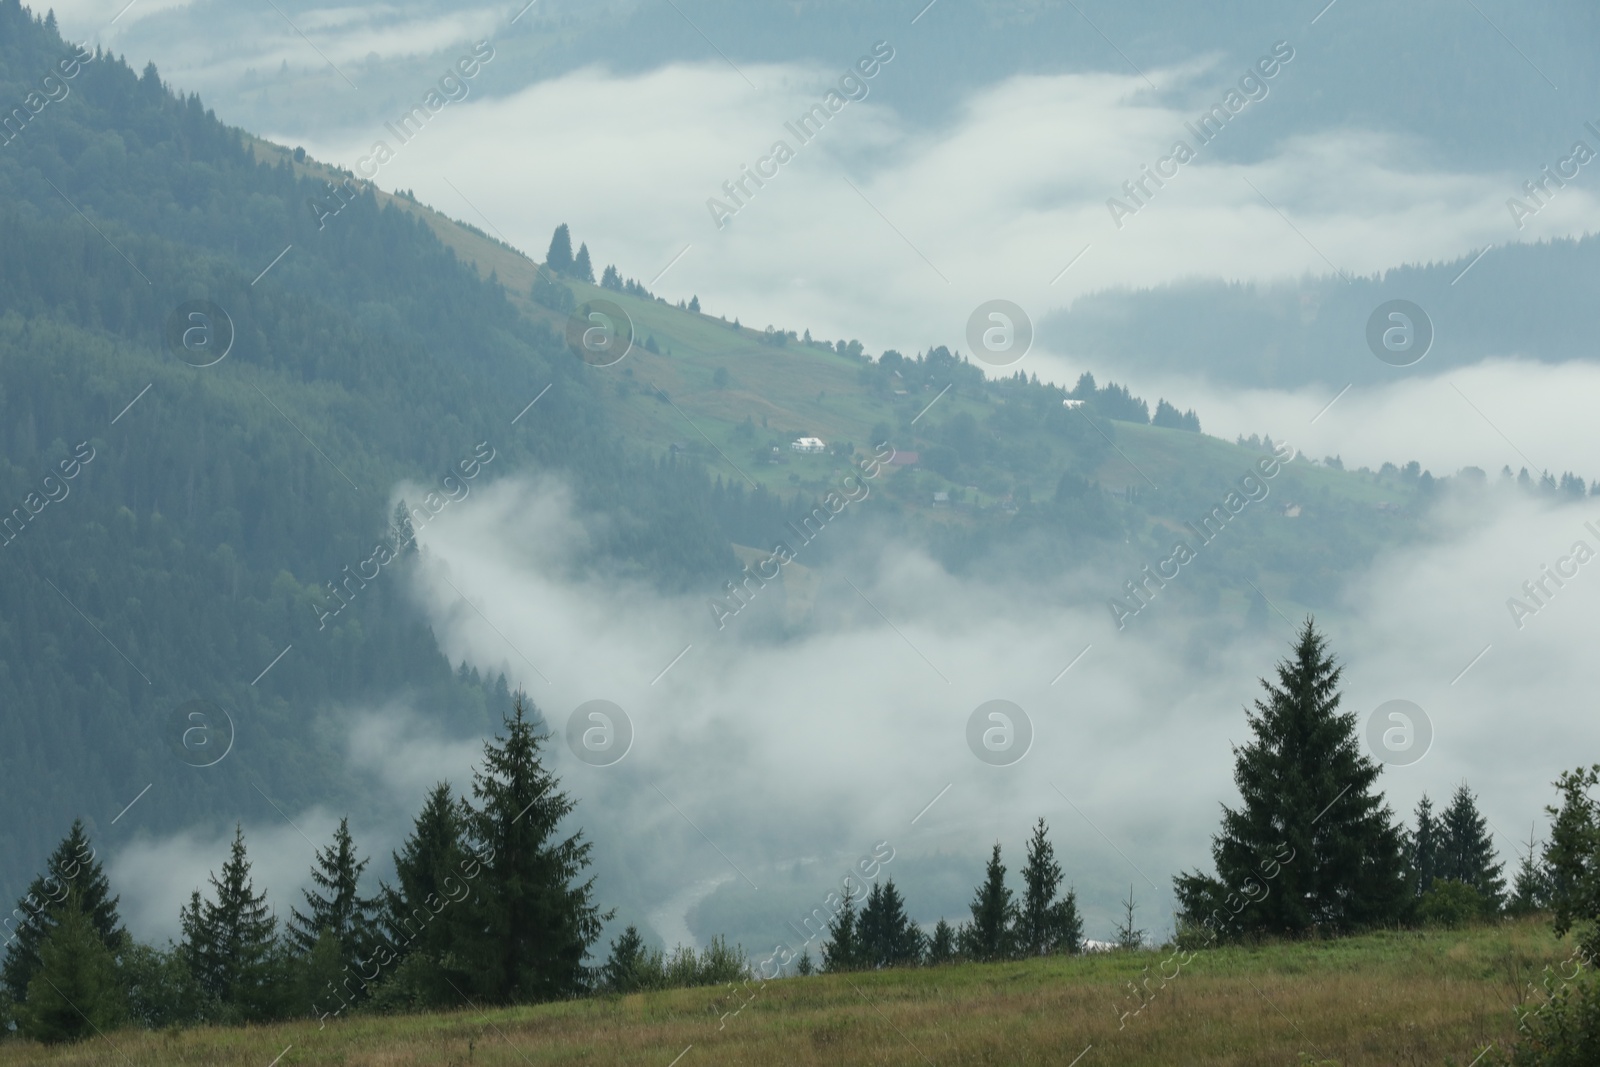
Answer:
[{"xmin": 791, "ymin": 437, "xmax": 826, "ymax": 454}]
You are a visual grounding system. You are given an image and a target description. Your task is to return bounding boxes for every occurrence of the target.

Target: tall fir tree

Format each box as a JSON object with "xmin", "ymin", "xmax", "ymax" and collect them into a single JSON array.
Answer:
[
  {"xmin": 599, "ymin": 924, "xmax": 654, "ymax": 993},
  {"xmin": 2, "ymin": 820, "xmax": 125, "ymax": 1006},
  {"xmin": 375, "ymin": 782, "xmax": 475, "ymax": 1008},
  {"xmin": 1438, "ymin": 783, "xmax": 1506, "ymax": 912},
  {"xmin": 1407, "ymin": 795, "xmax": 1442, "ymax": 900},
  {"xmin": 858, "ymin": 879, "xmax": 923, "ymax": 968},
  {"xmin": 1174, "ymin": 619, "xmax": 1410, "ymax": 938},
  {"xmin": 1112, "ymin": 886, "xmax": 1146, "ymax": 950},
  {"xmin": 574, "ymin": 242, "xmax": 595, "ymax": 283},
  {"xmin": 1016, "ymin": 819, "xmax": 1083, "ymax": 956},
  {"xmin": 820, "ymin": 889, "xmax": 861, "ymax": 973},
  {"xmin": 545, "ymin": 223, "xmax": 574, "ymax": 275},
  {"xmin": 459, "ymin": 695, "xmax": 607, "ymax": 1003},
  {"xmin": 178, "ymin": 825, "xmax": 279, "ymax": 1018},
  {"xmin": 16, "ymin": 898, "xmax": 124, "ymax": 1044},
  {"xmin": 959, "ymin": 843, "xmax": 1016, "ymax": 962},
  {"xmin": 288, "ymin": 817, "xmax": 378, "ymax": 969}
]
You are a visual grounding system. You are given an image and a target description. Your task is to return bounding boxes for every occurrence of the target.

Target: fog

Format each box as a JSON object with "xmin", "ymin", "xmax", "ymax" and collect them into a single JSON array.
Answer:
[{"xmin": 110, "ymin": 471, "xmax": 1600, "ymax": 948}]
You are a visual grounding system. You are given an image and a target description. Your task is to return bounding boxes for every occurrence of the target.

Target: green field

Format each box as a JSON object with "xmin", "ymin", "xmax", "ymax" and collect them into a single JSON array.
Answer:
[{"xmin": 1, "ymin": 918, "xmax": 1569, "ymax": 1066}]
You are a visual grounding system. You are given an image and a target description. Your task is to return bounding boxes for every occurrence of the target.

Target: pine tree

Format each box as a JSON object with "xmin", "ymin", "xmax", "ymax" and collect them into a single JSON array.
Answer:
[
  {"xmin": 545, "ymin": 224, "xmax": 573, "ymax": 275},
  {"xmin": 926, "ymin": 919, "xmax": 956, "ymax": 965},
  {"xmin": 858, "ymin": 879, "xmax": 923, "ymax": 968},
  {"xmin": 459, "ymin": 695, "xmax": 607, "ymax": 1003},
  {"xmin": 379, "ymin": 782, "xmax": 471, "ymax": 982},
  {"xmin": 600, "ymin": 924, "xmax": 651, "ymax": 993},
  {"xmin": 574, "ymin": 243, "xmax": 595, "ymax": 283},
  {"xmin": 959, "ymin": 843, "xmax": 1016, "ymax": 962},
  {"xmin": 600, "ymin": 264, "xmax": 621, "ymax": 290},
  {"xmin": 1438, "ymin": 783, "xmax": 1506, "ymax": 912},
  {"xmin": 688, "ymin": 295, "xmax": 701, "ymax": 313},
  {"xmin": 1173, "ymin": 619, "xmax": 1410, "ymax": 939},
  {"xmin": 820, "ymin": 890, "xmax": 860, "ymax": 972},
  {"xmin": 1016, "ymin": 818, "xmax": 1083, "ymax": 956},
  {"xmin": 2, "ymin": 820, "xmax": 125, "ymax": 1006},
  {"xmin": 390, "ymin": 501, "xmax": 416, "ymax": 555},
  {"xmin": 1407, "ymin": 795, "xmax": 1442, "ymax": 899},
  {"xmin": 1543, "ymin": 764, "xmax": 1600, "ymax": 961},
  {"xmin": 1113, "ymin": 886, "xmax": 1145, "ymax": 950},
  {"xmin": 288, "ymin": 817, "xmax": 378, "ymax": 970},
  {"xmin": 1507, "ymin": 824, "xmax": 1553, "ymax": 917},
  {"xmin": 795, "ymin": 948, "xmax": 815, "ymax": 976},
  {"xmin": 16, "ymin": 900, "xmax": 124, "ymax": 1044},
  {"xmin": 179, "ymin": 825, "xmax": 279, "ymax": 1017}
]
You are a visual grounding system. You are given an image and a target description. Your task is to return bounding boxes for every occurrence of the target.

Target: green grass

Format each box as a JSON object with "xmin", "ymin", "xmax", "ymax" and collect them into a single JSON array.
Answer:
[{"xmin": 0, "ymin": 918, "xmax": 1570, "ymax": 1065}]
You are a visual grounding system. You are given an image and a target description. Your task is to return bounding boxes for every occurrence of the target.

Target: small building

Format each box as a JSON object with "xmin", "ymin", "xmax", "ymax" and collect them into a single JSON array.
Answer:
[
  {"xmin": 1282, "ymin": 503, "xmax": 1302, "ymax": 518},
  {"xmin": 932, "ymin": 491, "xmax": 950, "ymax": 506},
  {"xmin": 791, "ymin": 437, "xmax": 826, "ymax": 454},
  {"xmin": 1063, "ymin": 399, "xmax": 1086, "ymax": 409}
]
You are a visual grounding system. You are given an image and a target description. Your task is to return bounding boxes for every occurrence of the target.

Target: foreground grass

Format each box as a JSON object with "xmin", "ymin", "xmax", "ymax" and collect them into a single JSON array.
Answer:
[{"xmin": 1, "ymin": 919, "xmax": 1569, "ymax": 1066}]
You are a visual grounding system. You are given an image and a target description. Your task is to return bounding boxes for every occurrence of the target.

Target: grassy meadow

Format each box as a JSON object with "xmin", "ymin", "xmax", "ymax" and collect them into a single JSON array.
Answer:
[{"xmin": 1, "ymin": 918, "xmax": 1568, "ymax": 1066}]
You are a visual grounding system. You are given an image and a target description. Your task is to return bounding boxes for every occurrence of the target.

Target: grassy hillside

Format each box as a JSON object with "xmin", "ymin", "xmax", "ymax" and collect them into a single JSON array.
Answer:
[{"xmin": 0, "ymin": 918, "xmax": 1565, "ymax": 1065}]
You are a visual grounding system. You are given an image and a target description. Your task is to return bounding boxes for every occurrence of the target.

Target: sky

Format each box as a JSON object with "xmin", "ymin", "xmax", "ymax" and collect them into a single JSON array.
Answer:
[{"xmin": 52, "ymin": 0, "xmax": 1600, "ymax": 950}]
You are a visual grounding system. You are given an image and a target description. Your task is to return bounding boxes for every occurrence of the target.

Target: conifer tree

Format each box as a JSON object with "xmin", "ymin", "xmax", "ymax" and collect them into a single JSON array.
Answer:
[
  {"xmin": 600, "ymin": 924, "xmax": 652, "ymax": 993},
  {"xmin": 2, "ymin": 820, "xmax": 125, "ymax": 1006},
  {"xmin": 545, "ymin": 224, "xmax": 573, "ymax": 275},
  {"xmin": 926, "ymin": 919, "xmax": 956, "ymax": 965},
  {"xmin": 1543, "ymin": 764, "xmax": 1600, "ymax": 961},
  {"xmin": 1016, "ymin": 818, "xmax": 1083, "ymax": 956},
  {"xmin": 459, "ymin": 695, "xmax": 606, "ymax": 1002},
  {"xmin": 820, "ymin": 890, "xmax": 860, "ymax": 972},
  {"xmin": 858, "ymin": 879, "xmax": 923, "ymax": 968},
  {"xmin": 1407, "ymin": 795, "xmax": 1442, "ymax": 899},
  {"xmin": 795, "ymin": 948, "xmax": 815, "ymax": 976},
  {"xmin": 959, "ymin": 843, "xmax": 1016, "ymax": 961},
  {"xmin": 1112, "ymin": 886, "xmax": 1145, "ymax": 950},
  {"xmin": 574, "ymin": 242, "xmax": 595, "ymax": 283},
  {"xmin": 16, "ymin": 900, "xmax": 124, "ymax": 1044},
  {"xmin": 1174, "ymin": 619, "xmax": 1409, "ymax": 938},
  {"xmin": 1438, "ymin": 783, "xmax": 1506, "ymax": 912},
  {"xmin": 374, "ymin": 782, "xmax": 477, "ymax": 1008},
  {"xmin": 288, "ymin": 817, "xmax": 378, "ymax": 967},
  {"xmin": 178, "ymin": 825, "xmax": 279, "ymax": 1017},
  {"xmin": 600, "ymin": 264, "xmax": 621, "ymax": 290},
  {"xmin": 1507, "ymin": 824, "xmax": 1553, "ymax": 917}
]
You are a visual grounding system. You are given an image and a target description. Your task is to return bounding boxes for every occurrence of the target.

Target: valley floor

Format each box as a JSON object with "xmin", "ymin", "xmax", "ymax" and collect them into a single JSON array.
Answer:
[{"xmin": 1, "ymin": 919, "xmax": 1565, "ymax": 1066}]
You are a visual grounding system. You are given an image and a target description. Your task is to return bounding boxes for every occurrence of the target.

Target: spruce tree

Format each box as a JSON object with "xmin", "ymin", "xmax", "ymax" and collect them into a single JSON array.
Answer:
[
  {"xmin": 1407, "ymin": 795, "xmax": 1442, "ymax": 899},
  {"xmin": 459, "ymin": 695, "xmax": 607, "ymax": 1003},
  {"xmin": 858, "ymin": 880, "xmax": 923, "ymax": 968},
  {"xmin": 179, "ymin": 825, "xmax": 279, "ymax": 1018},
  {"xmin": 600, "ymin": 924, "xmax": 651, "ymax": 993},
  {"xmin": 1112, "ymin": 886, "xmax": 1145, "ymax": 950},
  {"xmin": 795, "ymin": 948, "xmax": 815, "ymax": 976},
  {"xmin": 1016, "ymin": 818, "xmax": 1083, "ymax": 956},
  {"xmin": 1544, "ymin": 764, "xmax": 1600, "ymax": 961},
  {"xmin": 1438, "ymin": 783, "xmax": 1506, "ymax": 912},
  {"xmin": 545, "ymin": 224, "xmax": 573, "ymax": 275},
  {"xmin": 373, "ymin": 781, "xmax": 479, "ymax": 1008},
  {"xmin": 927, "ymin": 919, "xmax": 956, "ymax": 965},
  {"xmin": 2, "ymin": 820, "xmax": 125, "ymax": 1006},
  {"xmin": 1507, "ymin": 824, "xmax": 1553, "ymax": 917},
  {"xmin": 574, "ymin": 242, "xmax": 595, "ymax": 283},
  {"xmin": 1173, "ymin": 619, "xmax": 1410, "ymax": 938},
  {"xmin": 17, "ymin": 900, "xmax": 124, "ymax": 1044},
  {"xmin": 820, "ymin": 890, "xmax": 860, "ymax": 972},
  {"xmin": 959, "ymin": 843, "xmax": 1016, "ymax": 961},
  {"xmin": 288, "ymin": 817, "xmax": 378, "ymax": 971}
]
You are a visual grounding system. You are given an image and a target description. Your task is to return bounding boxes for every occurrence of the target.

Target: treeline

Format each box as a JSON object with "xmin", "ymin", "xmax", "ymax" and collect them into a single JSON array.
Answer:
[{"xmin": 1, "ymin": 698, "xmax": 605, "ymax": 1042}]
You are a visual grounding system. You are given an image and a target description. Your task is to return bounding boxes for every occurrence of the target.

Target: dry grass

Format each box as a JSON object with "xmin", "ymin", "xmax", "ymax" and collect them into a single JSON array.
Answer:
[{"xmin": 0, "ymin": 918, "xmax": 1567, "ymax": 1066}]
